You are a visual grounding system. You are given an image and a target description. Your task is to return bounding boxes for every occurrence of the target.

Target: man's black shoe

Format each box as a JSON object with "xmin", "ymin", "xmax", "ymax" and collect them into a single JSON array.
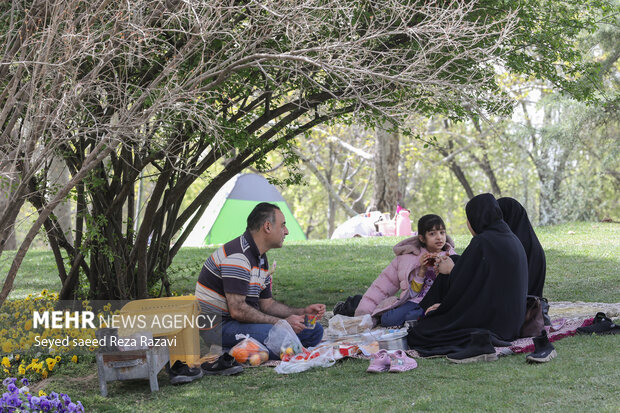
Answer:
[
  {"xmin": 576, "ymin": 312, "xmax": 620, "ymax": 335},
  {"xmin": 447, "ymin": 331, "xmax": 498, "ymax": 364},
  {"xmin": 201, "ymin": 353, "xmax": 244, "ymax": 376},
  {"xmin": 526, "ymin": 329, "xmax": 557, "ymax": 363},
  {"xmin": 168, "ymin": 360, "xmax": 204, "ymax": 384}
]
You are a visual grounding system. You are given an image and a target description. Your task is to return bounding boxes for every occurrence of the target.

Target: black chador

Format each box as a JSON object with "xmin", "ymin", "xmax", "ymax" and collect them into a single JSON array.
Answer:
[
  {"xmin": 498, "ymin": 197, "xmax": 546, "ymax": 298},
  {"xmin": 408, "ymin": 194, "xmax": 528, "ymax": 356}
]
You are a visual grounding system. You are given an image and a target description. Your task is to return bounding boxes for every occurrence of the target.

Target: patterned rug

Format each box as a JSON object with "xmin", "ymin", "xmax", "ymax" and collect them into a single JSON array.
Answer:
[{"xmin": 254, "ymin": 301, "xmax": 620, "ymax": 366}]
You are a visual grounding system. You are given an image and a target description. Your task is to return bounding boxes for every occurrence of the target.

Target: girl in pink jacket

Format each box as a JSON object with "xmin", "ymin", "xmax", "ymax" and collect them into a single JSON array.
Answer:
[{"xmin": 355, "ymin": 214, "xmax": 456, "ymax": 327}]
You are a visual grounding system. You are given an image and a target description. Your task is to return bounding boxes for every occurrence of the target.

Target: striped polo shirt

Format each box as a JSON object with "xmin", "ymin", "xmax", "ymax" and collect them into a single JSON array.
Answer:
[{"xmin": 195, "ymin": 231, "xmax": 272, "ymax": 319}]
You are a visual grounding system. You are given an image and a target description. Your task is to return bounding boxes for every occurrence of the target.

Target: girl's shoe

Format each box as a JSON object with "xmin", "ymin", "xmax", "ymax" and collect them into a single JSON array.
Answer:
[
  {"xmin": 388, "ymin": 350, "xmax": 417, "ymax": 373},
  {"xmin": 367, "ymin": 349, "xmax": 391, "ymax": 373}
]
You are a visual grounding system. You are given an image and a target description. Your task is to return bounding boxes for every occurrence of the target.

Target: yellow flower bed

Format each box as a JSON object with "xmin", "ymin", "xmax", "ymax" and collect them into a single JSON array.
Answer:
[{"xmin": 0, "ymin": 290, "xmax": 112, "ymax": 382}]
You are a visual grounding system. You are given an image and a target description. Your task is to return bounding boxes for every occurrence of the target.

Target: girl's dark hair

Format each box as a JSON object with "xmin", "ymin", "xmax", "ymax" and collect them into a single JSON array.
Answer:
[{"xmin": 417, "ymin": 214, "xmax": 446, "ymax": 241}]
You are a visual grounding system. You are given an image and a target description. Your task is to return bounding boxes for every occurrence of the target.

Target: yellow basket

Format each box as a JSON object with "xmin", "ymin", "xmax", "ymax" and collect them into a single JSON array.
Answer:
[{"xmin": 119, "ymin": 296, "xmax": 201, "ymax": 366}]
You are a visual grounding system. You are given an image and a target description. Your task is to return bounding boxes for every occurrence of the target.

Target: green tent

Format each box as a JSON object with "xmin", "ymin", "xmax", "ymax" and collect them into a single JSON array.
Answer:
[{"xmin": 182, "ymin": 174, "xmax": 306, "ymax": 246}]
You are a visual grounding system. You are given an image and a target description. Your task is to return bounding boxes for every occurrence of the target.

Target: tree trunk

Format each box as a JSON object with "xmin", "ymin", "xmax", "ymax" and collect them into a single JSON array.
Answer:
[
  {"xmin": 0, "ymin": 197, "xmax": 16, "ymax": 250},
  {"xmin": 50, "ymin": 155, "xmax": 74, "ymax": 244},
  {"xmin": 0, "ymin": 176, "xmax": 19, "ymax": 251},
  {"xmin": 437, "ymin": 145, "xmax": 475, "ymax": 199},
  {"xmin": 371, "ymin": 123, "xmax": 400, "ymax": 213}
]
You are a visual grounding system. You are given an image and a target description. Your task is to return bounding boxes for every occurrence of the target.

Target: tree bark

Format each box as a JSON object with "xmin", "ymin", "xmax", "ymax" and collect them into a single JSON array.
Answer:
[
  {"xmin": 49, "ymin": 155, "xmax": 74, "ymax": 244},
  {"xmin": 0, "ymin": 190, "xmax": 17, "ymax": 250},
  {"xmin": 371, "ymin": 123, "xmax": 400, "ymax": 213},
  {"xmin": 437, "ymin": 145, "xmax": 475, "ymax": 200}
]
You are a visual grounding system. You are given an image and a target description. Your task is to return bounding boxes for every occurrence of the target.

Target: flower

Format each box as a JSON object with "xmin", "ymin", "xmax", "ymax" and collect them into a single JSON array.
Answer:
[
  {"xmin": 2, "ymin": 379, "xmax": 84, "ymax": 412},
  {"xmin": 39, "ymin": 397, "xmax": 52, "ymax": 410},
  {"xmin": 2, "ymin": 377, "xmax": 16, "ymax": 386},
  {"xmin": 7, "ymin": 383, "xmax": 18, "ymax": 394},
  {"xmin": 71, "ymin": 355, "xmax": 78, "ymax": 363},
  {"xmin": 46, "ymin": 358, "xmax": 57, "ymax": 371},
  {"xmin": 29, "ymin": 395, "xmax": 40, "ymax": 410}
]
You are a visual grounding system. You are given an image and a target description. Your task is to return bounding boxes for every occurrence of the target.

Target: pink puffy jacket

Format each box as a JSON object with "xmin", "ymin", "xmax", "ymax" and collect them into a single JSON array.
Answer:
[{"xmin": 354, "ymin": 235, "xmax": 456, "ymax": 318}]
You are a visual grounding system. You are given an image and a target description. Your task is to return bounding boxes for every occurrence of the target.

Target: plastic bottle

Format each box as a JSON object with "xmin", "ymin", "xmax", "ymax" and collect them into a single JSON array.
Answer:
[{"xmin": 396, "ymin": 209, "xmax": 412, "ymax": 236}]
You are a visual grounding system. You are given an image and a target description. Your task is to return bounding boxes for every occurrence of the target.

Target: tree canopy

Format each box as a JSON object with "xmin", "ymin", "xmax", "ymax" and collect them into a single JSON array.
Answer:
[{"xmin": 0, "ymin": 0, "xmax": 614, "ymax": 302}]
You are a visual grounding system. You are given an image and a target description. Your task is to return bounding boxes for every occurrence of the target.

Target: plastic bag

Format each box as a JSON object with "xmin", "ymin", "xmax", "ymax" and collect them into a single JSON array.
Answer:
[
  {"xmin": 324, "ymin": 314, "xmax": 373, "ymax": 338},
  {"xmin": 230, "ymin": 334, "xmax": 270, "ymax": 366},
  {"xmin": 264, "ymin": 319, "xmax": 304, "ymax": 360},
  {"xmin": 274, "ymin": 344, "xmax": 339, "ymax": 374}
]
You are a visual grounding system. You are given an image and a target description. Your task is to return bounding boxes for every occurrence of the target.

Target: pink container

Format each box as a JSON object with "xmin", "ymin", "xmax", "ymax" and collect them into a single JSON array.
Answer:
[{"xmin": 396, "ymin": 210, "xmax": 412, "ymax": 236}]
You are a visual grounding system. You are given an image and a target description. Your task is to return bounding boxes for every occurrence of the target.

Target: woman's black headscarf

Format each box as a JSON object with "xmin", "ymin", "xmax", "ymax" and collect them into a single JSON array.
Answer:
[
  {"xmin": 465, "ymin": 193, "xmax": 504, "ymax": 233},
  {"xmin": 407, "ymin": 193, "xmax": 528, "ymax": 356},
  {"xmin": 498, "ymin": 197, "xmax": 546, "ymax": 297}
]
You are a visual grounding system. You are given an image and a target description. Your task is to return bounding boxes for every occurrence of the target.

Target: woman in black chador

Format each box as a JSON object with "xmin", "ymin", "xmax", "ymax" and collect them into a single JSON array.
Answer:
[
  {"xmin": 497, "ymin": 197, "xmax": 546, "ymax": 298},
  {"xmin": 407, "ymin": 193, "xmax": 528, "ymax": 360}
]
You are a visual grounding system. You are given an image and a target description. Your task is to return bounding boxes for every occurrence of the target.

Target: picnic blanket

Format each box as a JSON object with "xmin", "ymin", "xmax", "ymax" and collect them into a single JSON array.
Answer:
[{"xmin": 249, "ymin": 301, "xmax": 620, "ymax": 366}]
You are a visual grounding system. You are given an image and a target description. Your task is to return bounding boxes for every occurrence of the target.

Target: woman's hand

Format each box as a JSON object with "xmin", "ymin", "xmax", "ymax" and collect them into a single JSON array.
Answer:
[
  {"xmin": 436, "ymin": 255, "xmax": 454, "ymax": 274},
  {"xmin": 425, "ymin": 303, "xmax": 441, "ymax": 315}
]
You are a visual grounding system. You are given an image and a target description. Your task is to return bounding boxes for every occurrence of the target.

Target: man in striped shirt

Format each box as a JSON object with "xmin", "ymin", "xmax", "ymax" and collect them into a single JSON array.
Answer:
[{"xmin": 196, "ymin": 202, "xmax": 325, "ymax": 358}]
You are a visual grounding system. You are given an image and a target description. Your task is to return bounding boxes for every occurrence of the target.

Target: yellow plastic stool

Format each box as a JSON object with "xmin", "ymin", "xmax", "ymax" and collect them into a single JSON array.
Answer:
[{"xmin": 118, "ymin": 296, "xmax": 201, "ymax": 366}]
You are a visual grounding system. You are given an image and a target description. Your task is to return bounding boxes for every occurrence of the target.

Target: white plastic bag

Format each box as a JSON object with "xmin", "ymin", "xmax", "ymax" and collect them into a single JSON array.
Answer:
[
  {"xmin": 230, "ymin": 333, "xmax": 270, "ymax": 366},
  {"xmin": 324, "ymin": 314, "xmax": 373, "ymax": 338},
  {"xmin": 274, "ymin": 344, "xmax": 339, "ymax": 374},
  {"xmin": 264, "ymin": 319, "xmax": 303, "ymax": 359}
]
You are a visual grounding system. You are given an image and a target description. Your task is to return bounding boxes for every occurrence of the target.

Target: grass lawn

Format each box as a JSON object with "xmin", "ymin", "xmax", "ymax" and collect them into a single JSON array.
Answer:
[{"xmin": 1, "ymin": 222, "xmax": 619, "ymax": 412}]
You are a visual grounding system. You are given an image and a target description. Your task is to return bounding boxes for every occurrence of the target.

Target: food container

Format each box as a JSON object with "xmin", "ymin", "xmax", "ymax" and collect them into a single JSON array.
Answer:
[
  {"xmin": 377, "ymin": 330, "xmax": 408, "ymax": 351},
  {"xmin": 338, "ymin": 344, "xmax": 359, "ymax": 357},
  {"xmin": 377, "ymin": 220, "xmax": 396, "ymax": 236}
]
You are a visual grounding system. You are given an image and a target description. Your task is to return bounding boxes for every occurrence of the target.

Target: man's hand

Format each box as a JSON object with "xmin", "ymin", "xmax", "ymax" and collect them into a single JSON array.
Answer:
[
  {"xmin": 226, "ymin": 293, "xmax": 280, "ymax": 325},
  {"xmin": 286, "ymin": 314, "xmax": 306, "ymax": 333},
  {"xmin": 425, "ymin": 303, "xmax": 441, "ymax": 315},
  {"xmin": 304, "ymin": 303, "xmax": 326, "ymax": 320}
]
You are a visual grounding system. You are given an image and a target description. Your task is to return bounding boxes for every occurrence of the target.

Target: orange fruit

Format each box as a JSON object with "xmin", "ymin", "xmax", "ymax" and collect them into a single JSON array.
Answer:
[
  {"xmin": 249, "ymin": 353, "xmax": 262, "ymax": 366},
  {"xmin": 245, "ymin": 341, "xmax": 260, "ymax": 353},
  {"xmin": 231, "ymin": 347, "xmax": 249, "ymax": 363},
  {"xmin": 259, "ymin": 351, "xmax": 269, "ymax": 362}
]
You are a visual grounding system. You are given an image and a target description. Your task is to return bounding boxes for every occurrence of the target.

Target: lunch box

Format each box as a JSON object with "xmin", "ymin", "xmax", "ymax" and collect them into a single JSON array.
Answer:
[{"xmin": 377, "ymin": 329, "xmax": 409, "ymax": 351}]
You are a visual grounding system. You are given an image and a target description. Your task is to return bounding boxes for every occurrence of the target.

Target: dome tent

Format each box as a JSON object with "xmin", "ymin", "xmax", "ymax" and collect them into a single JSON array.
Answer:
[{"xmin": 182, "ymin": 173, "xmax": 306, "ymax": 246}]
